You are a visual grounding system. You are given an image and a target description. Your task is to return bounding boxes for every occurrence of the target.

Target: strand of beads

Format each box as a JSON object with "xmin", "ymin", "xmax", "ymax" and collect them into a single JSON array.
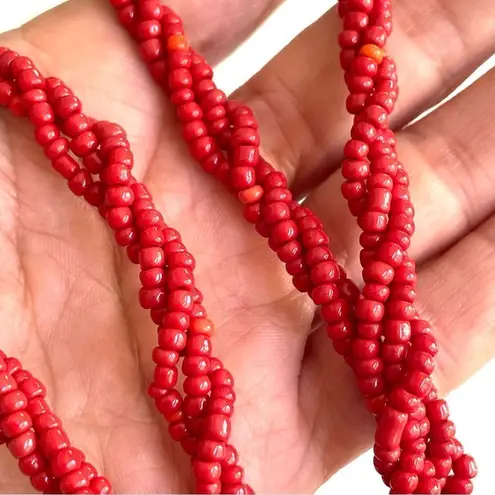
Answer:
[
  {"xmin": 0, "ymin": 352, "xmax": 110, "ymax": 493},
  {"xmin": 0, "ymin": 48, "xmax": 249, "ymax": 493},
  {"xmin": 109, "ymin": 1, "xmax": 478, "ymax": 493},
  {"xmin": 336, "ymin": 1, "xmax": 476, "ymax": 493}
]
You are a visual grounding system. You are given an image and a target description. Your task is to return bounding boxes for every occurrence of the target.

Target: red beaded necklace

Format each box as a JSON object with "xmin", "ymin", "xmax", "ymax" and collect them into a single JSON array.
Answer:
[{"xmin": 0, "ymin": 0, "xmax": 479, "ymax": 493}]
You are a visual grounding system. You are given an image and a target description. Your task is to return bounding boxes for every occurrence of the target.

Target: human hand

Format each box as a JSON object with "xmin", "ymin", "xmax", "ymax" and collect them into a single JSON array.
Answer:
[{"xmin": 0, "ymin": 0, "xmax": 494, "ymax": 492}]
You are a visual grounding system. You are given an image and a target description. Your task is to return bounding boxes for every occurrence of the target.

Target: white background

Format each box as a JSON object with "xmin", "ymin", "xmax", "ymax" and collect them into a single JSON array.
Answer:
[{"xmin": 1, "ymin": 1, "xmax": 494, "ymax": 494}]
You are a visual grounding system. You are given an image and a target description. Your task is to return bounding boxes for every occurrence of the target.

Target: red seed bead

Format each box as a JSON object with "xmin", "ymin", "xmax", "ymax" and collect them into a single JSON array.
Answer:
[
  {"xmin": 91, "ymin": 476, "xmax": 112, "ymax": 494},
  {"xmin": 430, "ymin": 420, "xmax": 456, "ymax": 442},
  {"xmin": 375, "ymin": 406, "xmax": 408, "ymax": 450},
  {"xmin": 310, "ymin": 261, "xmax": 339, "ymax": 286},
  {"xmin": 7, "ymin": 430, "xmax": 37, "ymax": 459},
  {"xmin": 389, "ymin": 471, "xmax": 419, "ymax": 493},
  {"xmin": 197, "ymin": 441, "xmax": 226, "ymax": 461},
  {"xmin": 355, "ymin": 299, "xmax": 384, "ymax": 322},
  {"xmin": 358, "ymin": 212, "xmax": 387, "ymax": 232},
  {"xmin": 402, "ymin": 420, "xmax": 420, "ymax": 442},
  {"xmin": 19, "ymin": 451, "xmax": 46, "ymax": 476},
  {"xmin": 39, "ymin": 428, "xmax": 70, "ymax": 457},
  {"xmin": 403, "ymin": 370, "xmax": 432, "ymax": 397},
  {"xmin": 322, "ymin": 299, "xmax": 349, "ymax": 323},
  {"xmin": 51, "ymin": 448, "xmax": 85, "ymax": 477},
  {"xmin": 326, "ymin": 320, "xmax": 352, "ymax": 340},
  {"xmin": 60, "ymin": 469, "xmax": 90, "ymax": 493},
  {"xmin": 383, "ymin": 320, "xmax": 411, "ymax": 343},
  {"xmin": 344, "ymin": 139, "xmax": 369, "ymax": 159},
  {"xmin": 158, "ymin": 328, "xmax": 187, "ymax": 351},
  {"xmin": 183, "ymin": 376, "xmax": 211, "ymax": 397},
  {"xmin": 0, "ymin": 390, "xmax": 28, "ymax": 414},
  {"xmin": 374, "ymin": 445, "xmax": 401, "ymax": 464},
  {"xmin": 443, "ymin": 478, "xmax": 473, "ymax": 494},
  {"xmin": 352, "ymin": 339, "xmax": 379, "ymax": 359},
  {"xmin": 193, "ymin": 460, "xmax": 222, "ymax": 483},
  {"xmin": 429, "ymin": 440, "xmax": 456, "ymax": 459},
  {"xmin": 400, "ymin": 452, "xmax": 425, "ymax": 474},
  {"xmin": 30, "ymin": 471, "xmax": 58, "ymax": 492},
  {"xmin": 453, "ymin": 455, "xmax": 478, "ymax": 479},
  {"xmin": 426, "ymin": 399, "xmax": 450, "ymax": 422},
  {"xmin": 411, "ymin": 334, "xmax": 439, "ymax": 356},
  {"xmin": 1, "ymin": 410, "xmax": 32, "ymax": 437},
  {"xmin": 363, "ymin": 261, "xmax": 394, "ymax": 285},
  {"xmin": 203, "ymin": 415, "xmax": 230, "ymax": 442},
  {"xmin": 376, "ymin": 242, "xmax": 403, "ymax": 268},
  {"xmin": 389, "ymin": 387, "xmax": 422, "ymax": 413},
  {"xmin": 362, "ymin": 284, "xmax": 390, "ymax": 302}
]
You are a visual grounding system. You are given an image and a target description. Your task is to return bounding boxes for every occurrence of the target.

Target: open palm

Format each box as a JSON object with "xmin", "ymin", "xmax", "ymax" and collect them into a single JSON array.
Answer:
[{"xmin": 1, "ymin": 0, "xmax": 495, "ymax": 493}]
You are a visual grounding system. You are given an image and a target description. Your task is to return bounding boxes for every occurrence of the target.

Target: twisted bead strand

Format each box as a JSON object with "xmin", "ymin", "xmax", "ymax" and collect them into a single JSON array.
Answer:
[
  {"xmin": 0, "ymin": 47, "xmax": 249, "ymax": 493},
  {"xmin": 0, "ymin": 0, "xmax": 479, "ymax": 493},
  {"xmin": 110, "ymin": 1, "xmax": 477, "ymax": 493}
]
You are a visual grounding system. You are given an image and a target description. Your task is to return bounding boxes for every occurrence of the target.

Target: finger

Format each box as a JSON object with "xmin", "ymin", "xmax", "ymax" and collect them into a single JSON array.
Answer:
[
  {"xmin": 305, "ymin": 62, "xmax": 495, "ymax": 280},
  {"xmin": 298, "ymin": 212, "xmax": 495, "ymax": 479},
  {"xmin": 234, "ymin": 0, "xmax": 495, "ymax": 195}
]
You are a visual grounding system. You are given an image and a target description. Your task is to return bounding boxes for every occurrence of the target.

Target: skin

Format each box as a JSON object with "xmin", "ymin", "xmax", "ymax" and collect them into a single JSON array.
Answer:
[{"xmin": 0, "ymin": 0, "xmax": 495, "ymax": 492}]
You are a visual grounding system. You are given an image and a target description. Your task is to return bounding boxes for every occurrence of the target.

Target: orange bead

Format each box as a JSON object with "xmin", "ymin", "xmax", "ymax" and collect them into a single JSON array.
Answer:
[
  {"xmin": 190, "ymin": 318, "xmax": 214, "ymax": 336},
  {"xmin": 238, "ymin": 185, "xmax": 263, "ymax": 204},
  {"xmin": 360, "ymin": 44, "xmax": 386, "ymax": 64},
  {"xmin": 167, "ymin": 34, "xmax": 189, "ymax": 51}
]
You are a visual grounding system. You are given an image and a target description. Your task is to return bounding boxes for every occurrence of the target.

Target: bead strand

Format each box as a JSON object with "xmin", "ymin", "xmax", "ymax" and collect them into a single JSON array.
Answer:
[
  {"xmin": 0, "ymin": 353, "xmax": 110, "ymax": 494},
  {"xmin": 337, "ymin": 1, "xmax": 476, "ymax": 492},
  {"xmin": 111, "ymin": 1, "xmax": 478, "ymax": 493},
  {"xmin": 0, "ymin": 46, "xmax": 253, "ymax": 493}
]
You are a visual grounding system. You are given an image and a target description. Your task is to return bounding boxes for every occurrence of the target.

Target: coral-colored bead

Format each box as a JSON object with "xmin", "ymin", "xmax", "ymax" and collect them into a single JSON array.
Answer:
[
  {"xmin": 360, "ymin": 44, "xmax": 386, "ymax": 63},
  {"xmin": 167, "ymin": 34, "xmax": 189, "ymax": 51}
]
